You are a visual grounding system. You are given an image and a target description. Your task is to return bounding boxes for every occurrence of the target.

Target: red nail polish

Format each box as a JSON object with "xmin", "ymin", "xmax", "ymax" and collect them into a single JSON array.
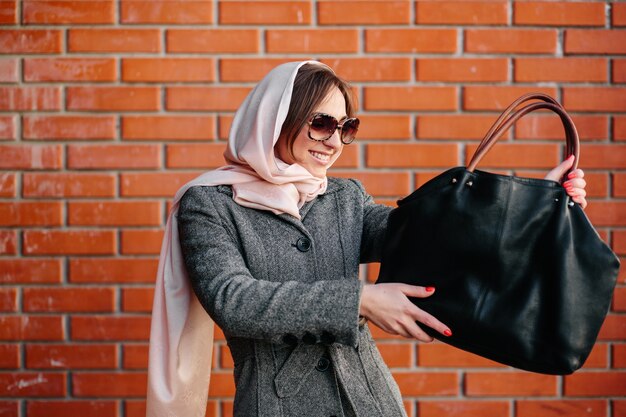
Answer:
[
  {"xmin": 425, "ymin": 286, "xmax": 435, "ymax": 292},
  {"xmin": 443, "ymin": 329, "xmax": 452, "ymax": 337},
  {"xmin": 568, "ymin": 172, "xmax": 576, "ymax": 179}
]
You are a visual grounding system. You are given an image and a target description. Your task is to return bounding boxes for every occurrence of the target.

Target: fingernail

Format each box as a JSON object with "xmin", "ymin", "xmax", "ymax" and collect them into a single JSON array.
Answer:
[
  {"xmin": 443, "ymin": 329, "xmax": 452, "ymax": 337},
  {"xmin": 567, "ymin": 172, "xmax": 576, "ymax": 179},
  {"xmin": 425, "ymin": 286, "xmax": 435, "ymax": 292}
]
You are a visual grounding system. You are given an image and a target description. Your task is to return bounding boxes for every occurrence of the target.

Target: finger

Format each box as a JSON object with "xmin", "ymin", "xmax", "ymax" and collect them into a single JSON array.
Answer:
[
  {"xmin": 572, "ymin": 196, "xmax": 587, "ymax": 209},
  {"xmin": 410, "ymin": 307, "xmax": 452, "ymax": 338},
  {"xmin": 398, "ymin": 283, "xmax": 436, "ymax": 299},
  {"xmin": 563, "ymin": 178, "xmax": 586, "ymax": 189},
  {"xmin": 565, "ymin": 189, "xmax": 587, "ymax": 199},
  {"xmin": 567, "ymin": 168, "xmax": 585, "ymax": 180},
  {"xmin": 544, "ymin": 155, "xmax": 575, "ymax": 182},
  {"xmin": 401, "ymin": 319, "xmax": 434, "ymax": 343}
]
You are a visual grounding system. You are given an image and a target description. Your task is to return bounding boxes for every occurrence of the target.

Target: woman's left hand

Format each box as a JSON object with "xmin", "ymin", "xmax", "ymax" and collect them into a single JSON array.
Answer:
[{"xmin": 544, "ymin": 155, "xmax": 587, "ymax": 209}]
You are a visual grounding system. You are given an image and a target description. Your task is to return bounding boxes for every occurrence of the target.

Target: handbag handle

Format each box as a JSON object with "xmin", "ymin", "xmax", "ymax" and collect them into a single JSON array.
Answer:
[{"xmin": 467, "ymin": 93, "xmax": 580, "ymax": 176}]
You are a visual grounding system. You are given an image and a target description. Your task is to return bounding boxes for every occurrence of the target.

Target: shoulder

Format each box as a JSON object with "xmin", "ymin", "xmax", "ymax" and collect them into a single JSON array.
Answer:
[
  {"xmin": 327, "ymin": 176, "xmax": 368, "ymax": 198},
  {"xmin": 179, "ymin": 184, "xmax": 235, "ymax": 213}
]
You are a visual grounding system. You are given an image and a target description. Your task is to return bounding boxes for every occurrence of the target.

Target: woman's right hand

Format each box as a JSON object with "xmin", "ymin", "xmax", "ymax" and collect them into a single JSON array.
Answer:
[{"xmin": 359, "ymin": 283, "xmax": 451, "ymax": 343}]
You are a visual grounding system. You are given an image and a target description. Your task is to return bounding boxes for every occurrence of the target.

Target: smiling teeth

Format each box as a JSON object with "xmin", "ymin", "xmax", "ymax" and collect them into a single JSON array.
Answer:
[{"xmin": 310, "ymin": 151, "xmax": 330, "ymax": 161}]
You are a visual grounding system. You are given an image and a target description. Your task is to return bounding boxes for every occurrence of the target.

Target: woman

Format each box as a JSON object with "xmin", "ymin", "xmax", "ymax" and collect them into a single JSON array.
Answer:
[{"xmin": 146, "ymin": 61, "xmax": 587, "ymax": 417}]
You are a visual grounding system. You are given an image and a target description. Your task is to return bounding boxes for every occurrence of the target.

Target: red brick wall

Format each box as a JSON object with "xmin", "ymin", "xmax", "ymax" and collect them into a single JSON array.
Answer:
[{"xmin": 1, "ymin": 1, "xmax": 625, "ymax": 416}]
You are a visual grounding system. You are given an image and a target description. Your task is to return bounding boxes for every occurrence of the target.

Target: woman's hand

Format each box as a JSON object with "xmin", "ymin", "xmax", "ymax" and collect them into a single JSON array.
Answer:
[
  {"xmin": 544, "ymin": 155, "xmax": 587, "ymax": 209},
  {"xmin": 359, "ymin": 283, "xmax": 451, "ymax": 342}
]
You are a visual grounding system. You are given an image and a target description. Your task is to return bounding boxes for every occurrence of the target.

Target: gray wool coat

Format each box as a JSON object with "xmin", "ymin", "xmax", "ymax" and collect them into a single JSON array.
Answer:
[{"xmin": 177, "ymin": 177, "xmax": 408, "ymax": 417}]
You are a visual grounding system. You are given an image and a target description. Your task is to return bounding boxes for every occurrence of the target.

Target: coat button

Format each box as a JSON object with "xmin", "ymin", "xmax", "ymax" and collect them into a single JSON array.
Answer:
[
  {"xmin": 282, "ymin": 333, "xmax": 298, "ymax": 347},
  {"xmin": 320, "ymin": 331, "xmax": 336, "ymax": 346},
  {"xmin": 295, "ymin": 237, "xmax": 311, "ymax": 252},
  {"xmin": 302, "ymin": 331, "xmax": 317, "ymax": 345},
  {"xmin": 316, "ymin": 356, "xmax": 330, "ymax": 372}
]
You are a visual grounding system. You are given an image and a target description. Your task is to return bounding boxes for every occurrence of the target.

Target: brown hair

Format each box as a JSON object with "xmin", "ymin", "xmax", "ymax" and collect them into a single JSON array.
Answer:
[{"xmin": 278, "ymin": 64, "xmax": 356, "ymax": 158}]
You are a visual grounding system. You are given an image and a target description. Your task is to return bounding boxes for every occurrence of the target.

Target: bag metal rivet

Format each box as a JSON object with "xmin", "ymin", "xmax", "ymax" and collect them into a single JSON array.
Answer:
[
  {"xmin": 451, "ymin": 178, "xmax": 457, "ymax": 184},
  {"xmin": 555, "ymin": 198, "xmax": 559, "ymax": 202},
  {"xmin": 568, "ymin": 201, "xmax": 575, "ymax": 207},
  {"xmin": 466, "ymin": 181, "xmax": 473, "ymax": 187}
]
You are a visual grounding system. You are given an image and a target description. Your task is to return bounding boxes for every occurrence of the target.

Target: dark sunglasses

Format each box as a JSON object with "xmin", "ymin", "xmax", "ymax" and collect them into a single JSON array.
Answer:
[{"xmin": 307, "ymin": 113, "xmax": 360, "ymax": 145}]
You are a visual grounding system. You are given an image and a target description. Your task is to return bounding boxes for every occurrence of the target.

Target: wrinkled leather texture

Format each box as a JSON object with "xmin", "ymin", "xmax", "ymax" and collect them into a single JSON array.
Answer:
[{"xmin": 377, "ymin": 166, "xmax": 620, "ymax": 375}]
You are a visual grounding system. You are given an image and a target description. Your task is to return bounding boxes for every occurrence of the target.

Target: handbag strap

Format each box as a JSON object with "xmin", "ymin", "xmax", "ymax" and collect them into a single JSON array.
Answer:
[{"xmin": 467, "ymin": 93, "xmax": 580, "ymax": 175}]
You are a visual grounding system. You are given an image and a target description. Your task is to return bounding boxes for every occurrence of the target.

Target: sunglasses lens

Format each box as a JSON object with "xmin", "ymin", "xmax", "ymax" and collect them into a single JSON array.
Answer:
[
  {"xmin": 341, "ymin": 118, "xmax": 359, "ymax": 144},
  {"xmin": 309, "ymin": 114, "xmax": 338, "ymax": 140}
]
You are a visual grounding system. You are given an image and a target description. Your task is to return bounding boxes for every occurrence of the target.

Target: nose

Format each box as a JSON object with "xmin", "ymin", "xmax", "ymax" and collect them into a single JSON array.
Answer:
[{"xmin": 323, "ymin": 129, "xmax": 342, "ymax": 148}]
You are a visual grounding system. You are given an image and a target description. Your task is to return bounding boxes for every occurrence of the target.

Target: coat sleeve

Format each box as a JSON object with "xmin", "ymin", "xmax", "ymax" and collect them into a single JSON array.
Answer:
[
  {"xmin": 177, "ymin": 186, "xmax": 362, "ymax": 348},
  {"xmin": 351, "ymin": 180, "xmax": 394, "ymax": 264}
]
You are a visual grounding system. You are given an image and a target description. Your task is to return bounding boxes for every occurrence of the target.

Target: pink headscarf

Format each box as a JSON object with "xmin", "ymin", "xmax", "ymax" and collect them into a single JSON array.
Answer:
[{"xmin": 146, "ymin": 61, "xmax": 334, "ymax": 417}]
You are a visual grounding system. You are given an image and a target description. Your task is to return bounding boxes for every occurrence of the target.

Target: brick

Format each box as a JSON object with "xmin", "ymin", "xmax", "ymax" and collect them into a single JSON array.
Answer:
[
  {"xmin": 69, "ymin": 28, "xmax": 160, "ymax": 53},
  {"xmin": 466, "ymin": 143, "xmax": 558, "ymax": 169},
  {"xmin": 322, "ymin": 57, "xmax": 411, "ymax": 82},
  {"xmin": 71, "ymin": 316, "xmax": 151, "ymax": 341},
  {"xmin": 615, "ymin": 3, "xmax": 626, "ymax": 27},
  {"xmin": 0, "ymin": 115, "xmax": 15, "ymax": 140},
  {"xmin": 167, "ymin": 29, "xmax": 258, "ymax": 53},
  {"xmin": 0, "ymin": 230, "xmax": 16, "ymax": 255},
  {"xmin": 466, "ymin": 29, "xmax": 557, "ymax": 54},
  {"xmin": 219, "ymin": 345, "xmax": 234, "ymax": 369},
  {"xmin": 27, "ymin": 401, "xmax": 118, "ymax": 417},
  {"xmin": 0, "ymin": 173, "xmax": 15, "ymax": 197},
  {"xmin": 267, "ymin": 29, "xmax": 358, "ymax": 53},
  {"xmin": 122, "ymin": 58, "xmax": 214, "ymax": 83},
  {"xmin": 220, "ymin": 1, "xmax": 309, "ymax": 25},
  {"xmin": 68, "ymin": 201, "xmax": 161, "ymax": 227},
  {"xmin": 123, "ymin": 344, "xmax": 148, "ymax": 369},
  {"xmin": 166, "ymin": 143, "xmax": 226, "ymax": 169},
  {"xmin": 122, "ymin": 116, "xmax": 215, "ymax": 141},
  {"xmin": 220, "ymin": 58, "xmax": 300, "ymax": 83},
  {"xmin": 69, "ymin": 258, "xmax": 158, "ymax": 283},
  {"xmin": 418, "ymin": 343, "xmax": 504, "ymax": 368},
  {"xmin": 564, "ymin": 88, "xmax": 626, "ymax": 112},
  {"xmin": 375, "ymin": 342, "xmax": 412, "ymax": 368},
  {"xmin": 23, "ymin": 1, "xmax": 114, "ymax": 24},
  {"xmin": 466, "ymin": 372, "xmax": 557, "ymax": 396},
  {"xmin": 417, "ymin": 114, "xmax": 507, "ymax": 141},
  {"xmin": 617, "ymin": 117, "xmax": 626, "ymax": 141},
  {"xmin": 0, "ymin": 1, "xmax": 16, "ymax": 24},
  {"xmin": 332, "ymin": 172, "xmax": 410, "ymax": 197},
  {"xmin": 23, "ymin": 287, "xmax": 115, "ymax": 313},
  {"xmin": 515, "ymin": 2, "xmax": 604, "ymax": 27},
  {"xmin": 0, "ymin": 259, "xmax": 61, "ymax": 284},
  {"xmin": 68, "ymin": 144, "xmax": 161, "ymax": 170},
  {"xmin": 73, "ymin": 372, "xmax": 147, "ymax": 397},
  {"xmin": 614, "ymin": 286, "xmax": 626, "ymax": 311},
  {"xmin": 208, "ymin": 372, "xmax": 236, "ymax": 397},
  {"xmin": 0, "ymin": 344, "xmax": 19, "ymax": 368},
  {"xmin": 416, "ymin": 1, "xmax": 507, "ymax": 25},
  {"xmin": 24, "ymin": 58, "xmax": 116, "ymax": 82},
  {"xmin": 0, "ymin": 316, "xmax": 64, "ymax": 341},
  {"xmin": 615, "ymin": 344, "xmax": 626, "ymax": 367},
  {"xmin": 515, "ymin": 58, "xmax": 608, "ymax": 83},
  {"xmin": 0, "ymin": 30, "xmax": 61, "ymax": 54},
  {"xmin": 333, "ymin": 146, "xmax": 366, "ymax": 170},
  {"xmin": 392, "ymin": 371, "xmax": 458, "ymax": 396},
  {"xmin": 615, "ymin": 230, "xmax": 626, "ymax": 254},
  {"xmin": 418, "ymin": 400, "xmax": 510, "ymax": 417},
  {"xmin": 120, "ymin": 230, "xmax": 164, "ymax": 255},
  {"xmin": 416, "ymin": 58, "xmax": 509, "ymax": 82},
  {"xmin": 615, "ymin": 60, "xmax": 626, "ymax": 83},
  {"xmin": 121, "ymin": 172, "xmax": 198, "ymax": 197},
  {"xmin": 125, "ymin": 400, "xmax": 146, "ymax": 417},
  {"xmin": 579, "ymin": 145, "xmax": 626, "ymax": 169},
  {"xmin": 0, "ymin": 373, "xmax": 66, "ymax": 397},
  {"xmin": 0, "ymin": 202, "xmax": 62, "ymax": 226},
  {"xmin": 617, "ymin": 401, "xmax": 626, "ymax": 417},
  {"xmin": 516, "ymin": 400, "xmax": 607, "ymax": 417},
  {"xmin": 166, "ymin": 86, "xmax": 251, "ymax": 112},
  {"xmin": 356, "ymin": 115, "xmax": 411, "ymax": 140},
  {"xmin": 0, "ymin": 58, "xmax": 17, "ymax": 82},
  {"xmin": 67, "ymin": 86, "xmax": 160, "ymax": 112},
  {"xmin": 0, "ymin": 86, "xmax": 61, "ymax": 111},
  {"xmin": 0, "ymin": 287, "xmax": 16, "ymax": 312},
  {"xmin": 318, "ymin": 1, "xmax": 410, "ymax": 25},
  {"xmin": 598, "ymin": 314, "xmax": 626, "ymax": 340},
  {"xmin": 23, "ymin": 230, "xmax": 116, "ymax": 255},
  {"xmin": 23, "ymin": 115, "xmax": 116, "ymax": 140},
  {"xmin": 565, "ymin": 372, "xmax": 626, "ymax": 396},
  {"xmin": 367, "ymin": 144, "xmax": 458, "ymax": 168},
  {"xmin": 26, "ymin": 344, "xmax": 117, "ymax": 369},
  {"xmin": 23, "ymin": 173, "xmax": 116, "ymax": 198},
  {"xmin": 365, "ymin": 28, "xmax": 457, "ymax": 53},
  {"xmin": 566, "ymin": 30, "xmax": 626, "ymax": 54},
  {"xmin": 0, "ymin": 144, "xmax": 62, "ymax": 169},
  {"xmin": 122, "ymin": 287, "xmax": 154, "ymax": 313},
  {"xmin": 121, "ymin": 0, "xmax": 211, "ymax": 24},
  {"xmin": 515, "ymin": 115, "xmax": 608, "ymax": 141},
  {"xmin": 582, "ymin": 343, "xmax": 609, "ymax": 369},
  {"xmin": 364, "ymin": 87, "xmax": 457, "ymax": 111},
  {"xmin": 218, "ymin": 114, "xmax": 233, "ymax": 139},
  {"xmin": 463, "ymin": 86, "xmax": 559, "ymax": 111}
]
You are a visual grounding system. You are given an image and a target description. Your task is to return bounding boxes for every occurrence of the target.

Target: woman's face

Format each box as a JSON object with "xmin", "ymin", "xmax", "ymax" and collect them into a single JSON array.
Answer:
[{"xmin": 276, "ymin": 87, "xmax": 346, "ymax": 178}]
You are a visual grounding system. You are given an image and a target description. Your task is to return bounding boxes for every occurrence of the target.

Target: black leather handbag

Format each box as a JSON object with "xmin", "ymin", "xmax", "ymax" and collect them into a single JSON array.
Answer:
[{"xmin": 376, "ymin": 93, "xmax": 620, "ymax": 375}]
